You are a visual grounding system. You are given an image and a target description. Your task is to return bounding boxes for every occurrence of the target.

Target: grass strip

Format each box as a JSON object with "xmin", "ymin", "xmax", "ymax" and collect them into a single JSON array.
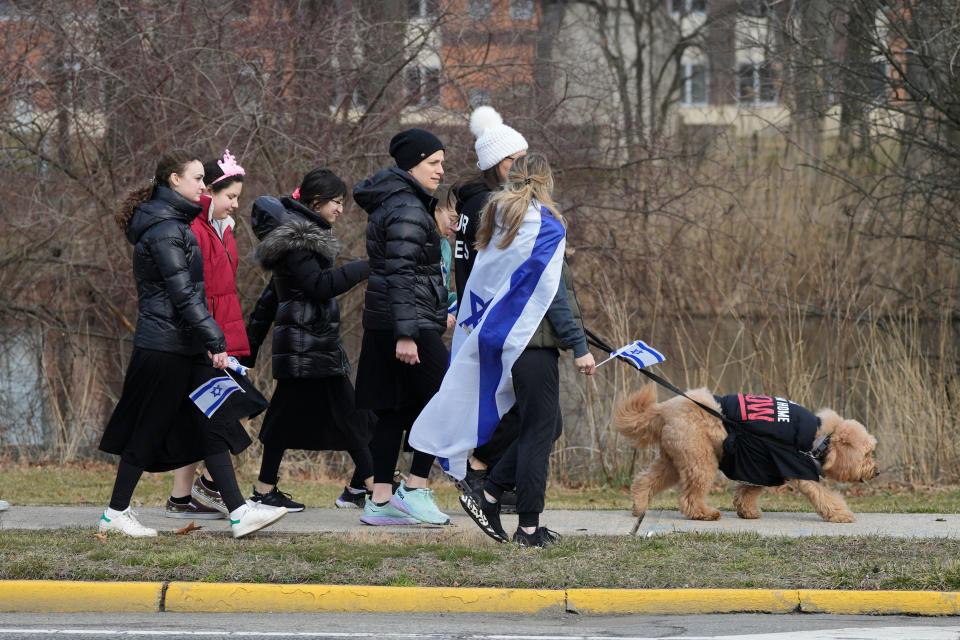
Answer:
[
  {"xmin": 3, "ymin": 465, "xmax": 960, "ymax": 513},
  {"xmin": 2, "ymin": 528, "xmax": 959, "ymax": 591}
]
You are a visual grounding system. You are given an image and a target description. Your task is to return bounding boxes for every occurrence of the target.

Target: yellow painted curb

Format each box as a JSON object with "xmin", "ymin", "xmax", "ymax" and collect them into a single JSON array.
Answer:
[
  {"xmin": 164, "ymin": 583, "xmax": 566, "ymax": 613},
  {"xmin": 799, "ymin": 589, "xmax": 960, "ymax": 615},
  {"xmin": 0, "ymin": 580, "xmax": 162, "ymax": 613},
  {"xmin": 2, "ymin": 581, "xmax": 960, "ymax": 616},
  {"xmin": 567, "ymin": 588, "xmax": 799, "ymax": 614}
]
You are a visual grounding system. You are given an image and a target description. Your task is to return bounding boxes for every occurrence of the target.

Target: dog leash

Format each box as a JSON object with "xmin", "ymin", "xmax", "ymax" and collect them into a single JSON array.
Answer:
[
  {"xmin": 584, "ymin": 328, "xmax": 739, "ymax": 430},
  {"xmin": 584, "ymin": 327, "xmax": 829, "ymax": 473}
]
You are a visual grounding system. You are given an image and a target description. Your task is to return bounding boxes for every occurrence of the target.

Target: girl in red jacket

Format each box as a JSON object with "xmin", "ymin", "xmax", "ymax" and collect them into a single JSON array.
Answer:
[{"xmin": 165, "ymin": 149, "xmax": 251, "ymax": 519}]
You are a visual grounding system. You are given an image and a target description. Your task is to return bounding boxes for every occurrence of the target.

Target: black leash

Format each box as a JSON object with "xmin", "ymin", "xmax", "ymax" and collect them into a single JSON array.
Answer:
[
  {"xmin": 584, "ymin": 328, "xmax": 739, "ymax": 431},
  {"xmin": 585, "ymin": 327, "xmax": 829, "ymax": 473}
]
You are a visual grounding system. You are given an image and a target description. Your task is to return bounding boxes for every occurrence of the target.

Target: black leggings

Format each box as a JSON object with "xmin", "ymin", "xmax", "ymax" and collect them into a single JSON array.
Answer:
[
  {"xmin": 348, "ymin": 446, "xmax": 375, "ymax": 489},
  {"xmin": 110, "ymin": 451, "xmax": 245, "ymax": 513},
  {"xmin": 258, "ymin": 443, "xmax": 375, "ymax": 490},
  {"xmin": 370, "ymin": 408, "xmax": 435, "ymax": 484},
  {"xmin": 366, "ymin": 330, "xmax": 449, "ymax": 486},
  {"xmin": 485, "ymin": 348, "xmax": 561, "ymax": 529}
]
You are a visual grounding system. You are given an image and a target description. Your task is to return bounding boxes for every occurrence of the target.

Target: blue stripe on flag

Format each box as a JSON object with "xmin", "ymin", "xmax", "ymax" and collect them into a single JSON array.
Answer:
[
  {"xmin": 635, "ymin": 341, "xmax": 664, "ymax": 363},
  {"xmin": 621, "ymin": 352, "xmax": 647, "ymax": 369},
  {"xmin": 203, "ymin": 385, "xmax": 240, "ymax": 417},
  {"xmin": 190, "ymin": 376, "xmax": 231, "ymax": 402},
  {"xmin": 474, "ymin": 207, "xmax": 565, "ymax": 446}
]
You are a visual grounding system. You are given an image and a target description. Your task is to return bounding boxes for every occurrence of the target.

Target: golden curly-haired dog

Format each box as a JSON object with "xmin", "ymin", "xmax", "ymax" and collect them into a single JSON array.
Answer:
[{"xmin": 615, "ymin": 384, "xmax": 879, "ymax": 523}]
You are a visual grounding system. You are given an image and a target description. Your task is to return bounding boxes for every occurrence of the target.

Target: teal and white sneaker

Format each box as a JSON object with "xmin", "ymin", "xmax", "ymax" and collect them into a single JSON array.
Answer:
[
  {"xmin": 390, "ymin": 481, "xmax": 450, "ymax": 525},
  {"xmin": 360, "ymin": 495, "xmax": 418, "ymax": 526}
]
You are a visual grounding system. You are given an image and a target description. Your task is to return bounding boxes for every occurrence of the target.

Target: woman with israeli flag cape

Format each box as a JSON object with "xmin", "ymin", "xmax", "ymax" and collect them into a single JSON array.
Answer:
[{"xmin": 410, "ymin": 153, "xmax": 596, "ymax": 547}]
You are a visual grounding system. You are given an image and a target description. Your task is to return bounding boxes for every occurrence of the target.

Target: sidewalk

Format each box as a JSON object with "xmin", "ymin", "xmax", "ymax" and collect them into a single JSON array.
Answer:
[{"xmin": 2, "ymin": 505, "xmax": 958, "ymax": 538}]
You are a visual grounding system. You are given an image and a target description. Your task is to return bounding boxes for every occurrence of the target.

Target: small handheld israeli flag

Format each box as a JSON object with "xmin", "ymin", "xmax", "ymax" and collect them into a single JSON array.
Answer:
[
  {"xmin": 190, "ymin": 372, "xmax": 244, "ymax": 418},
  {"xmin": 226, "ymin": 356, "xmax": 249, "ymax": 377},
  {"xmin": 598, "ymin": 340, "xmax": 666, "ymax": 370}
]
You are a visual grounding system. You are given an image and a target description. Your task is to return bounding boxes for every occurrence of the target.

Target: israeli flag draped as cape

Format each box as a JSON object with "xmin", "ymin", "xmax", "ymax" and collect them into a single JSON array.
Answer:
[{"xmin": 409, "ymin": 201, "xmax": 566, "ymax": 480}]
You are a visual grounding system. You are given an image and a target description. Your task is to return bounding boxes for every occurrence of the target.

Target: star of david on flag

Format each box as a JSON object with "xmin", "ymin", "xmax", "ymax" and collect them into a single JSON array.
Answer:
[
  {"xmin": 190, "ymin": 375, "xmax": 243, "ymax": 418},
  {"xmin": 459, "ymin": 291, "xmax": 492, "ymax": 333},
  {"xmin": 598, "ymin": 340, "xmax": 666, "ymax": 370}
]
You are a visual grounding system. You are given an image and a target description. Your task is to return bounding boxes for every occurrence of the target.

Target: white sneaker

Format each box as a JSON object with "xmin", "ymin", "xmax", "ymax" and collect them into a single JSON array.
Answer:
[
  {"xmin": 98, "ymin": 508, "xmax": 157, "ymax": 537},
  {"xmin": 231, "ymin": 500, "xmax": 287, "ymax": 539},
  {"xmin": 0, "ymin": 499, "xmax": 9, "ymax": 511}
]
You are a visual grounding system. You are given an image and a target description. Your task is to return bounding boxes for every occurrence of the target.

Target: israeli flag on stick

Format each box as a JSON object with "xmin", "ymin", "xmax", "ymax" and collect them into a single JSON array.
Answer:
[
  {"xmin": 597, "ymin": 340, "xmax": 666, "ymax": 370},
  {"xmin": 190, "ymin": 371, "xmax": 244, "ymax": 418},
  {"xmin": 409, "ymin": 202, "xmax": 566, "ymax": 480}
]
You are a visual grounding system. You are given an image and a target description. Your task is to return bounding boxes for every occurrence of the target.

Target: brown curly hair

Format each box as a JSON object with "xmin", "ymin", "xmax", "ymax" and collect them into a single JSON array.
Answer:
[{"xmin": 114, "ymin": 150, "xmax": 200, "ymax": 230}]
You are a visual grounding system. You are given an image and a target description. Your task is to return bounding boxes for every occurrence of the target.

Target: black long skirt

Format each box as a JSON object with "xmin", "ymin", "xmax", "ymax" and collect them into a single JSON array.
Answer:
[
  {"xmin": 99, "ymin": 348, "xmax": 252, "ymax": 472},
  {"xmin": 354, "ymin": 329, "xmax": 449, "ymax": 412},
  {"xmin": 258, "ymin": 376, "xmax": 373, "ymax": 451}
]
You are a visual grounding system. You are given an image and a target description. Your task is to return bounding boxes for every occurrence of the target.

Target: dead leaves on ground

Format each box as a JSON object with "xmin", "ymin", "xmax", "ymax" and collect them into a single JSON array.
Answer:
[{"xmin": 175, "ymin": 521, "xmax": 202, "ymax": 535}]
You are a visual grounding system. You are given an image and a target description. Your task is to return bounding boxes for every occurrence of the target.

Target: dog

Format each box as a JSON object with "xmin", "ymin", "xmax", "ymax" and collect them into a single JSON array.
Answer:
[{"xmin": 614, "ymin": 384, "xmax": 879, "ymax": 523}]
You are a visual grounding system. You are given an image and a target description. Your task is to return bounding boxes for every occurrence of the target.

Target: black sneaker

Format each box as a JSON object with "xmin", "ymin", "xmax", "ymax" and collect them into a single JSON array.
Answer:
[
  {"xmin": 250, "ymin": 486, "xmax": 305, "ymax": 512},
  {"xmin": 335, "ymin": 486, "xmax": 367, "ymax": 509},
  {"xmin": 165, "ymin": 497, "xmax": 225, "ymax": 520},
  {"xmin": 513, "ymin": 526, "xmax": 562, "ymax": 548},
  {"xmin": 457, "ymin": 466, "xmax": 486, "ymax": 499},
  {"xmin": 499, "ymin": 490, "xmax": 518, "ymax": 514},
  {"xmin": 458, "ymin": 493, "xmax": 508, "ymax": 543}
]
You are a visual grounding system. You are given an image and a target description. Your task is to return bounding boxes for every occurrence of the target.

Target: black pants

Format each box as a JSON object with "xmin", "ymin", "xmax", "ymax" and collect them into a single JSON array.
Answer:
[
  {"xmin": 258, "ymin": 445, "xmax": 375, "ymax": 488},
  {"xmin": 110, "ymin": 451, "xmax": 245, "ymax": 513},
  {"xmin": 366, "ymin": 330, "xmax": 449, "ymax": 485},
  {"xmin": 486, "ymin": 348, "xmax": 561, "ymax": 527},
  {"xmin": 473, "ymin": 406, "xmax": 522, "ymax": 468}
]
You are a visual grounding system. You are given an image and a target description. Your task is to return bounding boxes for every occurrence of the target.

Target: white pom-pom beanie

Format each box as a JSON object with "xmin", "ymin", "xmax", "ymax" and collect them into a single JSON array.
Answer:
[{"xmin": 469, "ymin": 106, "xmax": 528, "ymax": 171}]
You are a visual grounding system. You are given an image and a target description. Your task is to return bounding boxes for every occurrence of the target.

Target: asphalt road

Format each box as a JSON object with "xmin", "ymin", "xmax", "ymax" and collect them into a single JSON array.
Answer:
[{"xmin": 0, "ymin": 612, "xmax": 958, "ymax": 639}]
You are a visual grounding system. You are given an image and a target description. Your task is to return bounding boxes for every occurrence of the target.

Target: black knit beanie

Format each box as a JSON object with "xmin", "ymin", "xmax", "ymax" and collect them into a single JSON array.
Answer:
[{"xmin": 389, "ymin": 128, "xmax": 445, "ymax": 171}]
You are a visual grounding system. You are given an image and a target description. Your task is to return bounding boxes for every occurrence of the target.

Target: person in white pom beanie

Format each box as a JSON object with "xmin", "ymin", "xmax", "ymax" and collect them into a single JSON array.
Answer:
[
  {"xmin": 470, "ymin": 105, "xmax": 529, "ymax": 175},
  {"xmin": 450, "ymin": 105, "xmax": 529, "ymax": 513},
  {"xmin": 454, "ymin": 106, "xmax": 529, "ymax": 297}
]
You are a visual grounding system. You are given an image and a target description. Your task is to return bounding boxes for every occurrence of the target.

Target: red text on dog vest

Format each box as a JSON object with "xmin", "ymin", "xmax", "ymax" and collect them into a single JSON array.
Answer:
[{"xmin": 738, "ymin": 394, "xmax": 775, "ymax": 422}]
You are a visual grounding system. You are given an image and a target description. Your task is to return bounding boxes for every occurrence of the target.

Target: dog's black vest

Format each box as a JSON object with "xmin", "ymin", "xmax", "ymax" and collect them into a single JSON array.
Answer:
[{"xmin": 714, "ymin": 393, "xmax": 822, "ymax": 486}]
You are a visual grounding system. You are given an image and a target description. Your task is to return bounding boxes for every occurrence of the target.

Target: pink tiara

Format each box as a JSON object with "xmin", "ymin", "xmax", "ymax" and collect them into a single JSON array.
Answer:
[{"xmin": 211, "ymin": 149, "xmax": 245, "ymax": 185}]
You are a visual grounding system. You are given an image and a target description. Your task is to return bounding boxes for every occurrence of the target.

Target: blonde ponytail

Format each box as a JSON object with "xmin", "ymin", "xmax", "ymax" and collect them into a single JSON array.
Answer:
[{"xmin": 475, "ymin": 153, "xmax": 563, "ymax": 250}]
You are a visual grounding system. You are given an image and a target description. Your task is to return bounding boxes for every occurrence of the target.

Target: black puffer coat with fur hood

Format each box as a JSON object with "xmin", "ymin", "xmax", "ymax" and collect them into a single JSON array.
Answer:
[{"xmin": 254, "ymin": 213, "xmax": 369, "ymax": 379}]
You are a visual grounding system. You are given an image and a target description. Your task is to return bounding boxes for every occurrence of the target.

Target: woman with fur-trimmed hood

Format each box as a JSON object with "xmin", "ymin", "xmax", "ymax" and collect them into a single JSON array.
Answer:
[{"xmin": 244, "ymin": 168, "xmax": 372, "ymax": 512}]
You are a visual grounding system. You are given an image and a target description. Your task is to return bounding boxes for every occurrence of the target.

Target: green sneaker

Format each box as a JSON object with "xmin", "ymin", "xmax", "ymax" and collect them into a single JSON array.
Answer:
[
  {"xmin": 390, "ymin": 480, "xmax": 450, "ymax": 525},
  {"xmin": 360, "ymin": 495, "xmax": 418, "ymax": 526}
]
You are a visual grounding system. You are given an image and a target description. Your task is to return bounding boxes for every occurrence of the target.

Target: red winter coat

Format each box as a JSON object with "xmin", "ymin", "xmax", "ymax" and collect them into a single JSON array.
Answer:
[{"xmin": 189, "ymin": 196, "xmax": 251, "ymax": 356}]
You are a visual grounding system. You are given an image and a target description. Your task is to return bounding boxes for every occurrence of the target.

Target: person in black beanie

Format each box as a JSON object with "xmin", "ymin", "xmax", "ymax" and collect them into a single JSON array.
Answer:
[{"xmin": 352, "ymin": 128, "xmax": 451, "ymax": 526}]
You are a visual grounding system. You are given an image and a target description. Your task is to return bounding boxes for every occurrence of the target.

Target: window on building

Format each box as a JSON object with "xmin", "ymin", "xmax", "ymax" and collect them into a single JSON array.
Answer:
[
  {"xmin": 738, "ymin": 0, "xmax": 769, "ymax": 17},
  {"xmin": 510, "ymin": 0, "xmax": 535, "ymax": 20},
  {"xmin": 468, "ymin": 87, "xmax": 491, "ymax": 108},
  {"xmin": 869, "ymin": 60, "xmax": 892, "ymax": 102},
  {"xmin": 737, "ymin": 62, "xmax": 777, "ymax": 105},
  {"xmin": 408, "ymin": 0, "xmax": 437, "ymax": 18},
  {"xmin": 682, "ymin": 63, "xmax": 708, "ymax": 106},
  {"xmin": 670, "ymin": 0, "xmax": 706, "ymax": 16},
  {"xmin": 469, "ymin": 0, "xmax": 492, "ymax": 19},
  {"xmin": 406, "ymin": 65, "xmax": 441, "ymax": 106}
]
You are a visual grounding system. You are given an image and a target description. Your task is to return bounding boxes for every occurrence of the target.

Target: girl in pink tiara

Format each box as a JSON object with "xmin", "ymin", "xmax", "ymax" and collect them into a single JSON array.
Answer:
[
  {"xmin": 165, "ymin": 149, "xmax": 255, "ymax": 520},
  {"xmin": 99, "ymin": 150, "xmax": 285, "ymax": 538}
]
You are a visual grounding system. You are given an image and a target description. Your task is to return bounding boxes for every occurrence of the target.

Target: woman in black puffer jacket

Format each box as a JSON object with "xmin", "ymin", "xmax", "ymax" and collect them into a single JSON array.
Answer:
[
  {"xmin": 244, "ymin": 169, "xmax": 372, "ymax": 512},
  {"xmin": 352, "ymin": 129, "xmax": 450, "ymax": 526},
  {"xmin": 99, "ymin": 150, "xmax": 284, "ymax": 540}
]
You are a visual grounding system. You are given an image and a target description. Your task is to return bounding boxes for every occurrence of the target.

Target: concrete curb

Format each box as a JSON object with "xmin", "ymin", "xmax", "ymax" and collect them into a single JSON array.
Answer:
[{"xmin": 2, "ymin": 581, "xmax": 960, "ymax": 615}]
